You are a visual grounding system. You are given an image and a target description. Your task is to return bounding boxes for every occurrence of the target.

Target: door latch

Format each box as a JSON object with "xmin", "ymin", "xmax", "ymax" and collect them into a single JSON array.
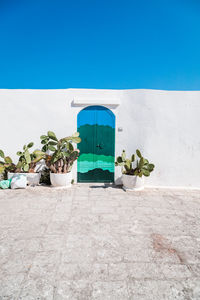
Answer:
[{"xmin": 96, "ymin": 143, "xmax": 103, "ymax": 149}]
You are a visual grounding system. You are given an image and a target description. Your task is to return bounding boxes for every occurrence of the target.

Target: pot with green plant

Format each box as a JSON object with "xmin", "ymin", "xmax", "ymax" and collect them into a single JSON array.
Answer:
[
  {"xmin": 40, "ymin": 131, "xmax": 81, "ymax": 187},
  {"xmin": 0, "ymin": 150, "xmax": 17, "ymax": 180},
  {"xmin": 7, "ymin": 143, "xmax": 45, "ymax": 185},
  {"xmin": 115, "ymin": 149, "xmax": 155, "ymax": 191}
]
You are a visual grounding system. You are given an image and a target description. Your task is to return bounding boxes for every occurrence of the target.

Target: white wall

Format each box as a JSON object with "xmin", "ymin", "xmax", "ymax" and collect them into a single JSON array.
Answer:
[
  {"xmin": 0, "ymin": 88, "xmax": 200, "ymax": 188},
  {"xmin": 117, "ymin": 90, "xmax": 200, "ymax": 187}
]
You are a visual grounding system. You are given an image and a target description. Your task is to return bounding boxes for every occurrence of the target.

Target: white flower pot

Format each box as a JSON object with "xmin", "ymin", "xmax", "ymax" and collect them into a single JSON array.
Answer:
[
  {"xmin": 8, "ymin": 172, "xmax": 41, "ymax": 186},
  {"xmin": 26, "ymin": 173, "xmax": 41, "ymax": 186},
  {"xmin": 50, "ymin": 172, "xmax": 72, "ymax": 188},
  {"xmin": 122, "ymin": 174, "xmax": 144, "ymax": 191}
]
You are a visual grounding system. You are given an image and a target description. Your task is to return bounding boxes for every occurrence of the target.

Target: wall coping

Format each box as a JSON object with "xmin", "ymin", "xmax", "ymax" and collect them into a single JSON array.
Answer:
[{"xmin": 72, "ymin": 97, "xmax": 121, "ymax": 107}]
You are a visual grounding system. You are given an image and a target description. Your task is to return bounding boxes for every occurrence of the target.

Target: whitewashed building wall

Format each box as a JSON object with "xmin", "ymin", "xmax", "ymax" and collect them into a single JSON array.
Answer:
[{"xmin": 0, "ymin": 88, "xmax": 199, "ymax": 188}]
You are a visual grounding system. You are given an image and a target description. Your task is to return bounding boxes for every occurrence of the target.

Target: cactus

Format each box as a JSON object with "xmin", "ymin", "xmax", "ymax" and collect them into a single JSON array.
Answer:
[
  {"xmin": 0, "ymin": 149, "xmax": 16, "ymax": 178},
  {"xmin": 115, "ymin": 150, "xmax": 136, "ymax": 175},
  {"xmin": 115, "ymin": 149, "xmax": 154, "ymax": 177},
  {"xmin": 134, "ymin": 149, "xmax": 155, "ymax": 177},
  {"xmin": 0, "ymin": 144, "xmax": 45, "ymax": 176},
  {"xmin": 40, "ymin": 131, "xmax": 81, "ymax": 173},
  {"xmin": 16, "ymin": 143, "xmax": 45, "ymax": 173}
]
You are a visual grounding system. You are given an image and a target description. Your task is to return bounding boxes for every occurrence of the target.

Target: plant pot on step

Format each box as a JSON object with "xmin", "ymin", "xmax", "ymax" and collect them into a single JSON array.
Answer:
[
  {"xmin": 122, "ymin": 174, "xmax": 144, "ymax": 191},
  {"xmin": 50, "ymin": 172, "xmax": 72, "ymax": 187},
  {"xmin": 41, "ymin": 131, "xmax": 81, "ymax": 188},
  {"xmin": 27, "ymin": 173, "xmax": 41, "ymax": 185},
  {"xmin": 8, "ymin": 172, "xmax": 41, "ymax": 186},
  {"xmin": 115, "ymin": 149, "xmax": 155, "ymax": 192}
]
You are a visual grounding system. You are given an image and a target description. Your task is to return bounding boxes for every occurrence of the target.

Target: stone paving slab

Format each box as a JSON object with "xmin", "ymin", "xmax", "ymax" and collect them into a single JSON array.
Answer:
[{"xmin": 0, "ymin": 184, "xmax": 200, "ymax": 299}]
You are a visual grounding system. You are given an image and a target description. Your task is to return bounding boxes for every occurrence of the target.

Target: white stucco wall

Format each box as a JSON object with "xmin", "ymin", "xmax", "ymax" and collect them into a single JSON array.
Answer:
[{"xmin": 0, "ymin": 88, "xmax": 199, "ymax": 188}]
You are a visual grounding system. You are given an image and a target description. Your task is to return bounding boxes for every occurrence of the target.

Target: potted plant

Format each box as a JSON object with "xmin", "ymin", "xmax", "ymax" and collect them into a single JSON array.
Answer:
[
  {"xmin": 7, "ymin": 143, "xmax": 45, "ymax": 185},
  {"xmin": 40, "ymin": 131, "xmax": 81, "ymax": 187},
  {"xmin": 0, "ymin": 150, "xmax": 17, "ymax": 179},
  {"xmin": 115, "ymin": 149, "xmax": 155, "ymax": 191}
]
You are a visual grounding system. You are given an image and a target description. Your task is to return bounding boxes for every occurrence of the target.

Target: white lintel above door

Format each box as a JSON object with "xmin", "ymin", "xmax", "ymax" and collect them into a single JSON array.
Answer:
[{"xmin": 72, "ymin": 97, "xmax": 121, "ymax": 107}]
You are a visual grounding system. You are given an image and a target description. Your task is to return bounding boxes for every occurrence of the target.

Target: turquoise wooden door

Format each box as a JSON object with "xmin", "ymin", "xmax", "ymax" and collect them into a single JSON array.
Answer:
[{"xmin": 77, "ymin": 105, "xmax": 115, "ymax": 182}]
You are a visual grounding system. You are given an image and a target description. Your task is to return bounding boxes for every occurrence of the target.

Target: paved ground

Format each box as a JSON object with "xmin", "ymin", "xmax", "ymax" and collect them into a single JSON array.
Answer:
[{"xmin": 0, "ymin": 184, "xmax": 200, "ymax": 299}]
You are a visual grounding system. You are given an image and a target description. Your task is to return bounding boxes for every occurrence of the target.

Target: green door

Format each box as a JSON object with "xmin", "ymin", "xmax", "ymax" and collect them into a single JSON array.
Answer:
[{"xmin": 77, "ymin": 105, "xmax": 115, "ymax": 182}]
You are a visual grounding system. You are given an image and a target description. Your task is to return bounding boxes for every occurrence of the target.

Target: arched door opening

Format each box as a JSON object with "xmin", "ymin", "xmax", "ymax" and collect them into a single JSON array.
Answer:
[{"xmin": 77, "ymin": 105, "xmax": 115, "ymax": 182}]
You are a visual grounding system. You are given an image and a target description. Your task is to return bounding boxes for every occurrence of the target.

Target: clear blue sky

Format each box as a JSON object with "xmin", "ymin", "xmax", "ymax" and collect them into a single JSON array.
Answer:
[{"xmin": 0, "ymin": 0, "xmax": 200, "ymax": 90}]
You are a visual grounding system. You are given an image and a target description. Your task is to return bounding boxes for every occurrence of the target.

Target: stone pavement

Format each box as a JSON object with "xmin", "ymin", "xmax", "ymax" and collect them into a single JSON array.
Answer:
[{"xmin": 0, "ymin": 184, "xmax": 200, "ymax": 299}]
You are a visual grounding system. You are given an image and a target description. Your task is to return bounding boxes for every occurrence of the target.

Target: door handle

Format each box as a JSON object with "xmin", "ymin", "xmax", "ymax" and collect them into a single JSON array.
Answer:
[{"xmin": 96, "ymin": 144, "xmax": 103, "ymax": 149}]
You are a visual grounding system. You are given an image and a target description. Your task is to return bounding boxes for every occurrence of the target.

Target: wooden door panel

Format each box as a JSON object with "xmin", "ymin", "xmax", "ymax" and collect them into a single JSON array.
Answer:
[{"xmin": 77, "ymin": 106, "xmax": 115, "ymax": 183}]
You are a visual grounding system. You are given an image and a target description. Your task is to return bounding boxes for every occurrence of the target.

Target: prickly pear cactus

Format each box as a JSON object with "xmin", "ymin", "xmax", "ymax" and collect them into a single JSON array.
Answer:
[
  {"xmin": 40, "ymin": 131, "xmax": 81, "ymax": 173},
  {"xmin": 16, "ymin": 143, "xmax": 45, "ymax": 173},
  {"xmin": 0, "ymin": 149, "xmax": 16, "ymax": 178},
  {"xmin": 115, "ymin": 149, "xmax": 154, "ymax": 177}
]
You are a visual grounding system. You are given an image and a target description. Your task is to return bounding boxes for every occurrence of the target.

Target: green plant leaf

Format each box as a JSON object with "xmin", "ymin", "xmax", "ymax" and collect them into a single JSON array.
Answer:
[
  {"xmin": 116, "ymin": 156, "xmax": 123, "ymax": 163},
  {"xmin": 115, "ymin": 162, "xmax": 124, "ymax": 166},
  {"xmin": 31, "ymin": 156, "xmax": 44, "ymax": 163},
  {"xmin": 0, "ymin": 150, "xmax": 5, "ymax": 158},
  {"xmin": 0, "ymin": 165, "xmax": 5, "ymax": 173},
  {"xmin": 124, "ymin": 165, "xmax": 131, "ymax": 173},
  {"xmin": 121, "ymin": 150, "xmax": 126, "ymax": 161},
  {"xmin": 4, "ymin": 156, "xmax": 12, "ymax": 164},
  {"xmin": 48, "ymin": 145, "xmax": 56, "ymax": 151},
  {"xmin": 47, "ymin": 131, "xmax": 58, "ymax": 141},
  {"xmin": 40, "ymin": 135, "xmax": 47, "ymax": 140},
  {"xmin": 48, "ymin": 141, "xmax": 57, "ymax": 146},
  {"xmin": 42, "ymin": 145, "xmax": 48, "ymax": 152},
  {"xmin": 131, "ymin": 154, "xmax": 135, "ymax": 162},
  {"xmin": 52, "ymin": 156, "xmax": 59, "ymax": 163},
  {"xmin": 148, "ymin": 164, "xmax": 155, "ymax": 172},
  {"xmin": 23, "ymin": 164, "xmax": 29, "ymax": 172},
  {"xmin": 142, "ymin": 169, "xmax": 150, "ymax": 176},
  {"xmin": 33, "ymin": 150, "xmax": 45, "ymax": 156},
  {"xmin": 61, "ymin": 137, "xmax": 70, "ymax": 142},
  {"xmin": 67, "ymin": 142, "xmax": 74, "ymax": 151},
  {"xmin": 16, "ymin": 151, "xmax": 22, "ymax": 156},
  {"xmin": 136, "ymin": 149, "xmax": 142, "ymax": 158},
  {"xmin": 71, "ymin": 137, "xmax": 81, "ymax": 143},
  {"xmin": 16, "ymin": 161, "xmax": 22, "ymax": 169},
  {"xmin": 63, "ymin": 152, "xmax": 70, "ymax": 157},
  {"xmin": 124, "ymin": 159, "xmax": 131, "ymax": 171},
  {"xmin": 138, "ymin": 157, "xmax": 144, "ymax": 169},
  {"xmin": 27, "ymin": 142, "xmax": 34, "ymax": 148},
  {"xmin": 72, "ymin": 132, "xmax": 80, "ymax": 137},
  {"xmin": 41, "ymin": 139, "xmax": 48, "ymax": 144},
  {"xmin": 63, "ymin": 136, "xmax": 81, "ymax": 144},
  {"xmin": 24, "ymin": 150, "xmax": 31, "ymax": 164}
]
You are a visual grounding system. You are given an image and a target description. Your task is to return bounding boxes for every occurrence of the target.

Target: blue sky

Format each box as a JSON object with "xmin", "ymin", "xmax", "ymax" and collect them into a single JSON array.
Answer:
[{"xmin": 0, "ymin": 0, "xmax": 200, "ymax": 90}]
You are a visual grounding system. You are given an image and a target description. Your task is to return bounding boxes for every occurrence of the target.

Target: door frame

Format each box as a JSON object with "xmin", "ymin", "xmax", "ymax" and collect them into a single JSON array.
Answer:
[{"xmin": 77, "ymin": 105, "xmax": 116, "ymax": 183}]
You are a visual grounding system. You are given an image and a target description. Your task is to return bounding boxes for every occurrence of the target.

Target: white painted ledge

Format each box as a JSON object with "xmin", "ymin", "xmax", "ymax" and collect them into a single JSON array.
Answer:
[{"xmin": 72, "ymin": 97, "xmax": 121, "ymax": 107}]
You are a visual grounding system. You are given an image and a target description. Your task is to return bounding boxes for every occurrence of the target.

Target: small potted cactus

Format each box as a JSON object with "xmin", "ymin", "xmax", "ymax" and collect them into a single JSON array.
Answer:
[
  {"xmin": 7, "ymin": 143, "xmax": 45, "ymax": 185},
  {"xmin": 115, "ymin": 149, "xmax": 155, "ymax": 191},
  {"xmin": 40, "ymin": 131, "xmax": 81, "ymax": 187}
]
